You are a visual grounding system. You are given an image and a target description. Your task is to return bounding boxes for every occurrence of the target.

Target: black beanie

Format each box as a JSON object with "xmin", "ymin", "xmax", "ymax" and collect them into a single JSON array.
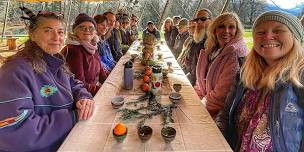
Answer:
[{"xmin": 72, "ymin": 13, "xmax": 97, "ymax": 30}]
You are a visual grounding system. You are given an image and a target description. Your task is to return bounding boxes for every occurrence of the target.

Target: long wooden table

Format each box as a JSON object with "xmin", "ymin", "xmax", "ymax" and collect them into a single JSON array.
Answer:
[{"xmin": 58, "ymin": 41, "xmax": 232, "ymax": 152}]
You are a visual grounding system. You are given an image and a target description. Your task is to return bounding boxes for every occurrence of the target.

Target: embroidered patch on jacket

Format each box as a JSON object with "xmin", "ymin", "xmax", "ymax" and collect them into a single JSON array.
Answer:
[
  {"xmin": 285, "ymin": 102, "xmax": 297, "ymax": 113},
  {"xmin": 40, "ymin": 85, "xmax": 58, "ymax": 98}
]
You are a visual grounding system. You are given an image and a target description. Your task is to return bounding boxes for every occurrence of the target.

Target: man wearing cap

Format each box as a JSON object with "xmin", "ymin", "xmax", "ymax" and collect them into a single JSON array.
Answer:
[
  {"xmin": 142, "ymin": 21, "xmax": 161, "ymax": 40},
  {"xmin": 184, "ymin": 8, "xmax": 213, "ymax": 86},
  {"xmin": 172, "ymin": 18, "xmax": 189, "ymax": 58}
]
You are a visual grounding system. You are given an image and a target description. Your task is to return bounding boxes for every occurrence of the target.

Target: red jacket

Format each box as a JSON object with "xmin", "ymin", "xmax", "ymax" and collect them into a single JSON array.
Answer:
[{"xmin": 62, "ymin": 44, "xmax": 108, "ymax": 95}]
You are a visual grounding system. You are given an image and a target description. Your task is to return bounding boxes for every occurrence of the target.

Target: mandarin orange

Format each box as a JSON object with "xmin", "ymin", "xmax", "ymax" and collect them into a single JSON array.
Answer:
[
  {"xmin": 143, "ymin": 75, "xmax": 150, "ymax": 83},
  {"xmin": 114, "ymin": 123, "xmax": 127, "ymax": 135},
  {"xmin": 142, "ymin": 83, "xmax": 150, "ymax": 92}
]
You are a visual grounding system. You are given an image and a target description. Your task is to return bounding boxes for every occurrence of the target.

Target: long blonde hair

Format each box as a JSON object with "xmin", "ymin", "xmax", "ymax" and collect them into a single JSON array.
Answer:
[
  {"xmin": 161, "ymin": 17, "xmax": 174, "ymax": 33},
  {"xmin": 205, "ymin": 12, "xmax": 244, "ymax": 54},
  {"xmin": 241, "ymin": 39, "xmax": 304, "ymax": 90}
]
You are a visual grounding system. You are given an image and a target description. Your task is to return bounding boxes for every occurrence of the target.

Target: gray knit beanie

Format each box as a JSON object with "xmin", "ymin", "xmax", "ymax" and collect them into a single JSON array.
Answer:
[{"xmin": 253, "ymin": 10, "xmax": 304, "ymax": 44}]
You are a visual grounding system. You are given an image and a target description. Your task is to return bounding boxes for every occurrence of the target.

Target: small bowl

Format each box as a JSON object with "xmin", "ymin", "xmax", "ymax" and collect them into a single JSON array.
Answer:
[
  {"xmin": 161, "ymin": 126, "xmax": 176, "ymax": 143},
  {"xmin": 169, "ymin": 92, "xmax": 182, "ymax": 104},
  {"xmin": 113, "ymin": 128, "xmax": 128, "ymax": 142},
  {"xmin": 111, "ymin": 96, "xmax": 124, "ymax": 109},
  {"xmin": 173, "ymin": 84, "xmax": 182, "ymax": 93},
  {"xmin": 137, "ymin": 126, "xmax": 153, "ymax": 142}
]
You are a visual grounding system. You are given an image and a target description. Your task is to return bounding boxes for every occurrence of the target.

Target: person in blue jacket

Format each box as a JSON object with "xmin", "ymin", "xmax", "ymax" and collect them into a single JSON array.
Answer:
[
  {"xmin": 215, "ymin": 11, "xmax": 304, "ymax": 152},
  {"xmin": 0, "ymin": 7, "xmax": 94, "ymax": 152},
  {"xmin": 94, "ymin": 14, "xmax": 116, "ymax": 73}
]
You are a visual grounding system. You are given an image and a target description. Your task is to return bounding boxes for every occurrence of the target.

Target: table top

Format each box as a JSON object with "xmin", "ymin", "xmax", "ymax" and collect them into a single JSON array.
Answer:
[{"xmin": 58, "ymin": 41, "xmax": 232, "ymax": 152}]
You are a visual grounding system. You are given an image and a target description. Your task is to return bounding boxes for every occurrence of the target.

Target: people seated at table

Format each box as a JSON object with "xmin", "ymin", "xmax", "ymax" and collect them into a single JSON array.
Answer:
[
  {"xmin": 177, "ymin": 19, "xmax": 195, "ymax": 66},
  {"xmin": 0, "ymin": 8, "xmax": 94, "ymax": 152},
  {"xmin": 116, "ymin": 15, "xmax": 131, "ymax": 54},
  {"xmin": 216, "ymin": 10, "xmax": 304, "ymax": 152},
  {"xmin": 194, "ymin": 12, "xmax": 248, "ymax": 119},
  {"xmin": 183, "ymin": 9, "xmax": 213, "ymax": 85},
  {"xmin": 162, "ymin": 17, "xmax": 175, "ymax": 49},
  {"xmin": 169, "ymin": 16, "xmax": 181, "ymax": 48},
  {"xmin": 172, "ymin": 18, "xmax": 189, "ymax": 58},
  {"xmin": 104, "ymin": 11, "xmax": 123, "ymax": 62},
  {"xmin": 94, "ymin": 14, "xmax": 116, "ymax": 73},
  {"xmin": 126, "ymin": 14, "xmax": 139, "ymax": 44},
  {"xmin": 142, "ymin": 21, "xmax": 161, "ymax": 41},
  {"xmin": 62, "ymin": 13, "xmax": 108, "ymax": 95}
]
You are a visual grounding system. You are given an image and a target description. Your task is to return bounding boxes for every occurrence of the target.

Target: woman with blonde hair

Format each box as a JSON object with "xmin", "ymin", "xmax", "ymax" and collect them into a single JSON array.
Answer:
[
  {"xmin": 162, "ymin": 17, "xmax": 174, "ymax": 48},
  {"xmin": 0, "ymin": 8, "xmax": 94, "ymax": 151},
  {"xmin": 194, "ymin": 12, "xmax": 248, "ymax": 119},
  {"xmin": 216, "ymin": 11, "xmax": 304, "ymax": 151}
]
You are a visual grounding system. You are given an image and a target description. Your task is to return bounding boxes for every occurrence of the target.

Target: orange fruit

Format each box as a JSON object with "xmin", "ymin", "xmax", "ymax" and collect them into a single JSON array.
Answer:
[
  {"xmin": 142, "ymin": 83, "xmax": 150, "ymax": 92},
  {"xmin": 114, "ymin": 123, "xmax": 127, "ymax": 135},
  {"xmin": 143, "ymin": 75, "xmax": 150, "ymax": 83},
  {"xmin": 144, "ymin": 66, "xmax": 152, "ymax": 76}
]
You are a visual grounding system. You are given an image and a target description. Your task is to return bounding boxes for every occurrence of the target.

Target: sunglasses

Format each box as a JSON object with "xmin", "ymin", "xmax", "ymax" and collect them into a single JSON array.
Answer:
[{"xmin": 193, "ymin": 16, "xmax": 210, "ymax": 22}]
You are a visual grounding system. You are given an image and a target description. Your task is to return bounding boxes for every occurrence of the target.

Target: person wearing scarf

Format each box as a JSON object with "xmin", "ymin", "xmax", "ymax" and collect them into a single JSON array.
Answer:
[{"xmin": 62, "ymin": 13, "xmax": 108, "ymax": 96}]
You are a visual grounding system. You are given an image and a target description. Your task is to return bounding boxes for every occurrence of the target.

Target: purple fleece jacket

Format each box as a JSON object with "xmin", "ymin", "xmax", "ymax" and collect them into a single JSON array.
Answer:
[{"xmin": 0, "ymin": 51, "xmax": 92, "ymax": 152}]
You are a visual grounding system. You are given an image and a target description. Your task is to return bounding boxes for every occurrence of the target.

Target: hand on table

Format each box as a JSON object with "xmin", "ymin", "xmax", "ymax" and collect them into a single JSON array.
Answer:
[{"xmin": 76, "ymin": 99, "xmax": 95, "ymax": 120}]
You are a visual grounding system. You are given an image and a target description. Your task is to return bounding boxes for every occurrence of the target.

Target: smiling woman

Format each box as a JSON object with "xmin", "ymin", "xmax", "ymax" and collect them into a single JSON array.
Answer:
[{"xmin": 0, "ymin": 7, "xmax": 94, "ymax": 152}]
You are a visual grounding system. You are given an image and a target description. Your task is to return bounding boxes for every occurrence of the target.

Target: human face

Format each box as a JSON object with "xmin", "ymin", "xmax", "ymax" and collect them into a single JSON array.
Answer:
[
  {"xmin": 31, "ymin": 18, "xmax": 65, "ymax": 55},
  {"xmin": 178, "ymin": 26, "xmax": 188, "ymax": 34},
  {"xmin": 97, "ymin": 21, "xmax": 109, "ymax": 36},
  {"xmin": 130, "ymin": 16, "xmax": 138, "ymax": 27},
  {"xmin": 188, "ymin": 21, "xmax": 196, "ymax": 36},
  {"xmin": 253, "ymin": 21, "xmax": 294, "ymax": 66},
  {"xmin": 106, "ymin": 13, "xmax": 116, "ymax": 28},
  {"xmin": 165, "ymin": 20, "xmax": 172, "ymax": 29},
  {"xmin": 147, "ymin": 24, "xmax": 154, "ymax": 32},
  {"xmin": 75, "ymin": 22, "xmax": 96, "ymax": 42},
  {"xmin": 215, "ymin": 18, "xmax": 237, "ymax": 47},
  {"xmin": 194, "ymin": 10, "xmax": 211, "ymax": 29}
]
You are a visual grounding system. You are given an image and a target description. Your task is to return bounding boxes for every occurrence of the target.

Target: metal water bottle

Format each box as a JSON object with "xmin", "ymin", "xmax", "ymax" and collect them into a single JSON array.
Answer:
[
  {"xmin": 124, "ymin": 60, "xmax": 133, "ymax": 90},
  {"xmin": 151, "ymin": 65, "xmax": 162, "ymax": 95}
]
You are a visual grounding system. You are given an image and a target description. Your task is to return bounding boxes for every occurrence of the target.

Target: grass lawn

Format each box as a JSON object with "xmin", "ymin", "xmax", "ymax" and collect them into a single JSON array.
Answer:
[{"xmin": 244, "ymin": 29, "xmax": 253, "ymax": 49}]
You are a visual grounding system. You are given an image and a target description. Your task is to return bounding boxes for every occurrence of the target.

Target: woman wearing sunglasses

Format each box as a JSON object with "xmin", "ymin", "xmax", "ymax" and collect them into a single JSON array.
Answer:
[{"xmin": 0, "ymin": 8, "xmax": 94, "ymax": 151}]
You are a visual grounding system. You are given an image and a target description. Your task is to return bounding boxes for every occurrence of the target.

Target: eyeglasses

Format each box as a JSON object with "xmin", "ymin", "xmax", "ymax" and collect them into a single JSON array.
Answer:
[
  {"xmin": 193, "ymin": 16, "xmax": 210, "ymax": 22},
  {"xmin": 77, "ymin": 26, "xmax": 95, "ymax": 32}
]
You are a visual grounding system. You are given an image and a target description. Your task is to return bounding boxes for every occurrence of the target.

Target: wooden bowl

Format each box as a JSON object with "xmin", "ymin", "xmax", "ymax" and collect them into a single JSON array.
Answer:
[{"xmin": 138, "ymin": 126, "xmax": 153, "ymax": 142}]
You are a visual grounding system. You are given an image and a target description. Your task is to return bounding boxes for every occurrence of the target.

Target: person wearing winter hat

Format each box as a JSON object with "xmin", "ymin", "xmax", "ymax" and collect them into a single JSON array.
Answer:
[
  {"xmin": 62, "ymin": 13, "xmax": 108, "ymax": 96},
  {"xmin": 172, "ymin": 18, "xmax": 189, "ymax": 58},
  {"xmin": 216, "ymin": 10, "xmax": 304, "ymax": 152}
]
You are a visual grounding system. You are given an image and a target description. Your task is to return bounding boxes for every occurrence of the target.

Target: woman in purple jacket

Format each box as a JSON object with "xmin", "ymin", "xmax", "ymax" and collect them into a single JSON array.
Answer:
[
  {"xmin": 194, "ymin": 12, "xmax": 248, "ymax": 119},
  {"xmin": 0, "ymin": 8, "xmax": 94, "ymax": 152}
]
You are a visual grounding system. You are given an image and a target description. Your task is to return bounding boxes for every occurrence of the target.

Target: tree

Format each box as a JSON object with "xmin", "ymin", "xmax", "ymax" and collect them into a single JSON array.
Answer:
[{"xmin": 229, "ymin": 0, "xmax": 267, "ymax": 27}]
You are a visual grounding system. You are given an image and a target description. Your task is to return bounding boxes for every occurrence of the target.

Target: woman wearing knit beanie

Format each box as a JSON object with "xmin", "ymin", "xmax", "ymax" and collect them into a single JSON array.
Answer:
[
  {"xmin": 216, "ymin": 10, "xmax": 304, "ymax": 152},
  {"xmin": 62, "ymin": 13, "xmax": 108, "ymax": 96}
]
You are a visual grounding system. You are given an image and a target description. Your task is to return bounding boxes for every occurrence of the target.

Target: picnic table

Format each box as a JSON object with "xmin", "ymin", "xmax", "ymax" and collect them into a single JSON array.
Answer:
[{"xmin": 58, "ymin": 40, "xmax": 232, "ymax": 152}]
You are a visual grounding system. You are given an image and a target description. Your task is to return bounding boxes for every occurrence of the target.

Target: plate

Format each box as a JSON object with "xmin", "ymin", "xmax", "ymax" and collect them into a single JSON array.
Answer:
[{"xmin": 169, "ymin": 92, "xmax": 182, "ymax": 100}]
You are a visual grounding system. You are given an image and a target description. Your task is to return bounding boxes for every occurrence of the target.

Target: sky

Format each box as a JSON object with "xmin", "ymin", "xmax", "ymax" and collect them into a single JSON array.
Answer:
[{"xmin": 266, "ymin": 0, "xmax": 304, "ymax": 9}]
